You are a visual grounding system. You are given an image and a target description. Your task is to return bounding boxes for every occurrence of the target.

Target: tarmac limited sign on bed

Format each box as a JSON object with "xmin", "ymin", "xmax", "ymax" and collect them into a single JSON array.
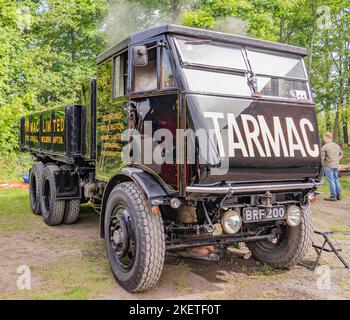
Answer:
[{"xmin": 203, "ymin": 112, "xmax": 320, "ymax": 158}]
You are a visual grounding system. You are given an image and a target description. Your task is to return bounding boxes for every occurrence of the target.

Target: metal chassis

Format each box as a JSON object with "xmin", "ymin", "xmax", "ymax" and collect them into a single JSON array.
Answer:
[{"xmin": 166, "ymin": 231, "xmax": 275, "ymax": 251}]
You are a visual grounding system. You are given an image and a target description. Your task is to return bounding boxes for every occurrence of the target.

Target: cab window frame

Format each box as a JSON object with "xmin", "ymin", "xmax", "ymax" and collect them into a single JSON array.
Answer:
[
  {"xmin": 112, "ymin": 50, "xmax": 128, "ymax": 99},
  {"xmin": 130, "ymin": 37, "xmax": 177, "ymax": 94},
  {"xmin": 173, "ymin": 35, "xmax": 312, "ymax": 103}
]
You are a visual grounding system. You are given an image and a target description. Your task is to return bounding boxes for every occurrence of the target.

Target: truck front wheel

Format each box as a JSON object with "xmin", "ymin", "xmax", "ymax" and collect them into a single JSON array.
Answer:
[
  {"xmin": 29, "ymin": 162, "xmax": 45, "ymax": 215},
  {"xmin": 104, "ymin": 182, "xmax": 165, "ymax": 292},
  {"xmin": 247, "ymin": 206, "xmax": 313, "ymax": 268}
]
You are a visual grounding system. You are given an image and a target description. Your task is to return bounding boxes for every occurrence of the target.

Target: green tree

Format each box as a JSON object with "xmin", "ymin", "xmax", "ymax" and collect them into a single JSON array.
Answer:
[
  {"xmin": 32, "ymin": 0, "xmax": 108, "ymax": 106},
  {"xmin": 104, "ymin": 0, "xmax": 197, "ymax": 45},
  {"xmin": 0, "ymin": 0, "xmax": 32, "ymax": 152},
  {"xmin": 0, "ymin": 0, "xmax": 109, "ymax": 154}
]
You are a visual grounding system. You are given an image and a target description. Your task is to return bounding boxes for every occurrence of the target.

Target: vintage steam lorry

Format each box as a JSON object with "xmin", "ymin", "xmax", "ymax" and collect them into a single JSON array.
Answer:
[{"xmin": 20, "ymin": 25, "xmax": 321, "ymax": 292}]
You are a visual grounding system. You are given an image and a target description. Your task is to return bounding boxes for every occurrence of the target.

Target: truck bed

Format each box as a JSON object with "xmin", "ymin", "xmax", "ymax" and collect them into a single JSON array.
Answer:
[{"xmin": 20, "ymin": 105, "xmax": 88, "ymax": 164}]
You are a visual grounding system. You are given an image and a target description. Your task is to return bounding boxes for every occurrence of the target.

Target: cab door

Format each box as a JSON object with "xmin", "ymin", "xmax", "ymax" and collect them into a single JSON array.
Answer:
[
  {"xmin": 96, "ymin": 51, "xmax": 129, "ymax": 180},
  {"xmin": 129, "ymin": 37, "xmax": 180, "ymax": 192}
]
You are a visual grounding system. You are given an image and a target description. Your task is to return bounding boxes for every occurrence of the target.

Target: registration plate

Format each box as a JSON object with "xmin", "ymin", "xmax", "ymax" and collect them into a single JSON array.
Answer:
[{"xmin": 243, "ymin": 206, "xmax": 286, "ymax": 223}]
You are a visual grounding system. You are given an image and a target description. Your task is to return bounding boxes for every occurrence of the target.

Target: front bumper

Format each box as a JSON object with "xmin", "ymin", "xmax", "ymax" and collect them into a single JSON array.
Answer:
[{"xmin": 186, "ymin": 180, "xmax": 322, "ymax": 194}]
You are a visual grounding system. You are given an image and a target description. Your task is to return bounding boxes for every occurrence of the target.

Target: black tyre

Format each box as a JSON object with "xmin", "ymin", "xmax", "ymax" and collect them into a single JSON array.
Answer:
[
  {"xmin": 248, "ymin": 206, "xmax": 313, "ymax": 268},
  {"xmin": 57, "ymin": 164, "xmax": 81, "ymax": 225},
  {"xmin": 29, "ymin": 162, "xmax": 45, "ymax": 215},
  {"xmin": 63, "ymin": 199, "xmax": 80, "ymax": 224},
  {"xmin": 40, "ymin": 165, "xmax": 65, "ymax": 226},
  {"xmin": 104, "ymin": 182, "xmax": 165, "ymax": 292}
]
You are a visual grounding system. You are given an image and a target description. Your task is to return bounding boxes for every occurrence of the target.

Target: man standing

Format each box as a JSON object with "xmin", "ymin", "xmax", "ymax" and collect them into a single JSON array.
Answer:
[{"xmin": 321, "ymin": 132, "xmax": 343, "ymax": 201}]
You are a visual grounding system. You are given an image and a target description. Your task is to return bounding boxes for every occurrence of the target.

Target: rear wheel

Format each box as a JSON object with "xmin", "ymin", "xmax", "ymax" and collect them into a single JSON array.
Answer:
[
  {"xmin": 248, "ymin": 206, "xmax": 313, "ymax": 268},
  {"xmin": 104, "ymin": 182, "xmax": 165, "ymax": 292},
  {"xmin": 40, "ymin": 165, "xmax": 65, "ymax": 226},
  {"xmin": 29, "ymin": 162, "xmax": 45, "ymax": 215},
  {"xmin": 63, "ymin": 199, "xmax": 80, "ymax": 224}
]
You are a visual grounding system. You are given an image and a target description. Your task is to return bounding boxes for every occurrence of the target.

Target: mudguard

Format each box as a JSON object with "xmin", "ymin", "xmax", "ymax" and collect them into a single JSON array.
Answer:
[
  {"xmin": 54, "ymin": 169, "xmax": 80, "ymax": 199},
  {"xmin": 99, "ymin": 167, "xmax": 168, "ymax": 238}
]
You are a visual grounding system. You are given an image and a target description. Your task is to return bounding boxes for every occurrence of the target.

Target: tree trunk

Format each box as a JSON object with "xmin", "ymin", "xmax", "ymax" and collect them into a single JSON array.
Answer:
[
  {"xmin": 342, "ymin": 94, "xmax": 349, "ymax": 145},
  {"xmin": 279, "ymin": 17, "xmax": 284, "ymax": 42},
  {"xmin": 308, "ymin": 0, "xmax": 317, "ymax": 72},
  {"xmin": 333, "ymin": 107, "xmax": 339, "ymax": 143},
  {"xmin": 343, "ymin": 123, "xmax": 349, "ymax": 145},
  {"xmin": 70, "ymin": 28, "xmax": 77, "ymax": 61},
  {"xmin": 170, "ymin": 0, "xmax": 182, "ymax": 22},
  {"xmin": 325, "ymin": 108, "xmax": 332, "ymax": 131}
]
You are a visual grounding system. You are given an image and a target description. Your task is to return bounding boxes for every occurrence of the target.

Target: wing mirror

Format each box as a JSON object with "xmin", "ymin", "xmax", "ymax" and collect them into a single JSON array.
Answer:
[{"xmin": 132, "ymin": 45, "xmax": 148, "ymax": 67}]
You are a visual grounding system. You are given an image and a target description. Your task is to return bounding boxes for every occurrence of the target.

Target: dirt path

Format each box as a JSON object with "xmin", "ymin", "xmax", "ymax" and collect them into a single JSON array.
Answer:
[
  {"xmin": 0, "ymin": 182, "xmax": 29, "ymax": 190},
  {"xmin": 0, "ymin": 188, "xmax": 349, "ymax": 300}
]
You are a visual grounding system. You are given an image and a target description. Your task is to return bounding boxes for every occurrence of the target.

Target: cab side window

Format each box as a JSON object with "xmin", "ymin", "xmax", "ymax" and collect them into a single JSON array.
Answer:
[
  {"xmin": 133, "ymin": 44, "xmax": 157, "ymax": 92},
  {"xmin": 161, "ymin": 48, "xmax": 176, "ymax": 89},
  {"xmin": 113, "ymin": 51, "xmax": 128, "ymax": 98},
  {"xmin": 132, "ymin": 41, "xmax": 176, "ymax": 92}
]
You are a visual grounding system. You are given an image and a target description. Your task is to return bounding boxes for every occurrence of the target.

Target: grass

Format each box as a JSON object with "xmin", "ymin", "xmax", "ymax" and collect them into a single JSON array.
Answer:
[
  {"xmin": 0, "ymin": 153, "xmax": 33, "ymax": 182},
  {"xmin": 341, "ymin": 279, "xmax": 350, "ymax": 293},
  {"xmin": 318, "ymin": 176, "xmax": 350, "ymax": 199},
  {"xmin": 340, "ymin": 146, "xmax": 350, "ymax": 166},
  {"xmin": 319, "ymin": 145, "xmax": 350, "ymax": 199},
  {"xmin": 0, "ymin": 253, "xmax": 113, "ymax": 300},
  {"xmin": 175, "ymin": 278, "xmax": 187, "ymax": 291},
  {"xmin": 0, "ymin": 188, "xmax": 38, "ymax": 234},
  {"xmin": 206, "ymin": 291, "xmax": 231, "ymax": 300},
  {"xmin": 0, "ymin": 188, "xmax": 114, "ymax": 300},
  {"xmin": 173, "ymin": 262, "xmax": 190, "ymax": 291},
  {"xmin": 249, "ymin": 263, "xmax": 284, "ymax": 278}
]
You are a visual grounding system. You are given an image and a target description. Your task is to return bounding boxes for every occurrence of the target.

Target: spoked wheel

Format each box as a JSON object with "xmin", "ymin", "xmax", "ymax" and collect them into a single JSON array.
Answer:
[
  {"xmin": 109, "ymin": 206, "xmax": 137, "ymax": 272},
  {"xmin": 104, "ymin": 182, "xmax": 165, "ymax": 293},
  {"xmin": 248, "ymin": 206, "xmax": 313, "ymax": 268}
]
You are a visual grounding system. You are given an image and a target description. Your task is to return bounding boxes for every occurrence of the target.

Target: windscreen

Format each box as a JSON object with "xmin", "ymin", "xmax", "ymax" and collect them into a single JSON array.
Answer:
[
  {"xmin": 174, "ymin": 37, "xmax": 311, "ymax": 102},
  {"xmin": 175, "ymin": 38, "xmax": 247, "ymax": 70}
]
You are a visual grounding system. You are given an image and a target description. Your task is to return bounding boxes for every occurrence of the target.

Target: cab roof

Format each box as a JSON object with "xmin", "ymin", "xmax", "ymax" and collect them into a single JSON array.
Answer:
[{"xmin": 97, "ymin": 24, "xmax": 308, "ymax": 64}]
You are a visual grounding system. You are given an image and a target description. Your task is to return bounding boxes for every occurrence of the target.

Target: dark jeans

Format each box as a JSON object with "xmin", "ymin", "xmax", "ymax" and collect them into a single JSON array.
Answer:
[{"xmin": 324, "ymin": 167, "xmax": 341, "ymax": 198}]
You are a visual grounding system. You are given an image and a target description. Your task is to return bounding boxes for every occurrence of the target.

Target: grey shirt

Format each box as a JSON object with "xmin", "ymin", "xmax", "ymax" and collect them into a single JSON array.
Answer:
[{"xmin": 321, "ymin": 142, "xmax": 343, "ymax": 169}]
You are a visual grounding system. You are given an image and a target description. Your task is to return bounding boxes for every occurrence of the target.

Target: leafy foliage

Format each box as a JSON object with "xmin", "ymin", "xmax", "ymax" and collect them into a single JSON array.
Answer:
[{"xmin": 0, "ymin": 0, "xmax": 108, "ymax": 154}]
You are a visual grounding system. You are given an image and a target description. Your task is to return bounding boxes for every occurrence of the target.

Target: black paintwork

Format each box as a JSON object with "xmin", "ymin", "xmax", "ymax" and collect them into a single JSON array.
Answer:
[
  {"xmin": 80, "ymin": 78, "xmax": 97, "ymax": 160},
  {"xmin": 129, "ymin": 93, "xmax": 179, "ymax": 191},
  {"xmin": 20, "ymin": 104, "xmax": 88, "ymax": 164},
  {"xmin": 54, "ymin": 169, "xmax": 81, "ymax": 199},
  {"xmin": 21, "ymin": 24, "xmax": 321, "ymax": 200},
  {"xmin": 97, "ymin": 24, "xmax": 308, "ymax": 65},
  {"xmin": 185, "ymin": 94, "xmax": 321, "ymax": 184}
]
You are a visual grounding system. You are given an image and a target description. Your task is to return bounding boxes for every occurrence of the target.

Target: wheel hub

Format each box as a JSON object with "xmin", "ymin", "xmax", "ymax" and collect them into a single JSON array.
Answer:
[
  {"xmin": 109, "ymin": 207, "xmax": 136, "ymax": 272},
  {"xmin": 111, "ymin": 218, "xmax": 128, "ymax": 257}
]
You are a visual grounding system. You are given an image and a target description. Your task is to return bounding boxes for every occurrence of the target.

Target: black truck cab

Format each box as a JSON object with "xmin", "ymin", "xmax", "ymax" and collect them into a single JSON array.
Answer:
[{"xmin": 21, "ymin": 25, "xmax": 321, "ymax": 293}]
